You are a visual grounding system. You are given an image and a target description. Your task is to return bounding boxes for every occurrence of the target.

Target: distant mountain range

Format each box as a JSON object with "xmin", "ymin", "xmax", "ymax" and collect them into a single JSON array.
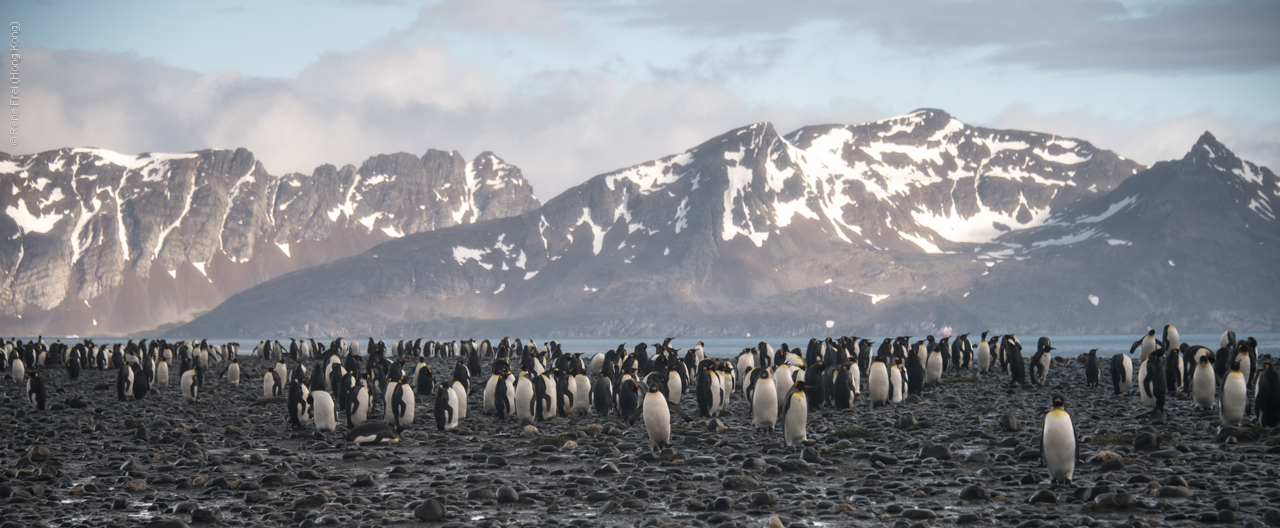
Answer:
[
  {"xmin": 0, "ymin": 147, "xmax": 540, "ymax": 336},
  {"xmin": 158, "ymin": 109, "xmax": 1280, "ymax": 338}
]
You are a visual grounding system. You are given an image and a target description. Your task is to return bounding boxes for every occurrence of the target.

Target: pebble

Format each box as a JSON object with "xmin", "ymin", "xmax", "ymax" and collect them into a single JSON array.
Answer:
[
  {"xmin": 27, "ymin": 446, "xmax": 51, "ymax": 462},
  {"xmin": 496, "ymin": 486, "xmax": 519, "ymax": 504},
  {"xmin": 414, "ymin": 499, "xmax": 446, "ymax": 521},
  {"xmin": 1027, "ymin": 490, "xmax": 1057, "ymax": 504},
  {"xmin": 960, "ymin": 485, "xmax": 990, "ymax": 501},
  {"xmin": 902, "ymin": 509, "xmax": 937, "ymax": 520},
  {"xmin": 722, "ymin": 475, "xmax": 759, "ymax": 491}
]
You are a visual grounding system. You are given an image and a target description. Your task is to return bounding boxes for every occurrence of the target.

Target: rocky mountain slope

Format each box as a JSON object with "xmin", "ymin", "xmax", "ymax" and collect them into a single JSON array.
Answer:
[
  {"xmin": 170, "ymin": 109, "xmax": 1279, "ymax": 338},
  {"xmin": 0, "ymin": 147, "xmax": 540, "ymax": 336}
]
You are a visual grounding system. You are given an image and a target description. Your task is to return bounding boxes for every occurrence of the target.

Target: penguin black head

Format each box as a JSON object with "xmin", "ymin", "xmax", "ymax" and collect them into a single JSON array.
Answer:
[
  {"xmin": 646, "ymin": 384, "xmax": 661, "ymax": 394},
  {"xmin": 1198, "ymin": 354, "xmax": 1212, "ymax": 365},
  {"xmin": 1231, "ymin": 361, "xmax": 1242, "ymax": 372},
  {"xmin": 1051, "ymin": 395, "xmax": 1065, "ymax": 408},
  {"xmin": 1147, "ymin": 329, "xmax": 1156, "ymax": 336}
]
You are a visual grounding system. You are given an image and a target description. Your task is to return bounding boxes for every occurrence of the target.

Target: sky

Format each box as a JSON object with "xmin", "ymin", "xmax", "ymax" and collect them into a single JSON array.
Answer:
[{"xmin": 8, "ymin": 0, "xmax": 1280, "ymax": 199}]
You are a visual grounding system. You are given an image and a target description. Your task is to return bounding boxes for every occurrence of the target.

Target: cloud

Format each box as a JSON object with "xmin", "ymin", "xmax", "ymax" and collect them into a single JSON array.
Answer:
[
  {"xmin": 605, "ymin": 0, "xmax": 1280, "ymax": 74},
  {"xmin": 15, "ymin": 45, "xmax": 853, "ymax": 199},
  {"xmin": 988, "ymin": 103, "xmax": 1280, "ymax": 171},
  {"xmin": 411, "ymin": 0, "xmax": 572, "ymax": 36}
]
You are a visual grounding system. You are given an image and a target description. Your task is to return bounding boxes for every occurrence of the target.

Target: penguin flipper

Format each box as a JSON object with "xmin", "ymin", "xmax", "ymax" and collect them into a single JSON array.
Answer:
[
  {"xmin": 628, "ymin": 406, "xmax": 644, "ymax": 424},
  {"xmin": 667, "ymin": 402, "xmax": 691, "ymax": 422}
]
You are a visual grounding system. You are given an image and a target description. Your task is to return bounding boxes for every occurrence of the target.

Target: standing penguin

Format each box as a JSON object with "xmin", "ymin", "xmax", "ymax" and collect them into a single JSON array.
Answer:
[
  {"xmin": 1255, "ymin": 364, "xmax": 1280, "ymax": 426},
  {"xmin": 26, "ymin": 371, "xmax": 47, "ymax": 410},
  {"xmin": 435, "ymin": 383, "xmax": 459, "ymax": 431},
  {"xmin": 831, "ymin": 363, "xmax": 857, "ymax": 410},
  {"xmin": 783, "ymin": 380, "xmax": 810, "ymax": 447},
  {"xmin": 9, "ymin": 355, "xmax": 24, "ymax": 383},
  {"xmin": 975, "ymin": 331, "xmax": 992, "ymax": 375},
  {"xmin": 1192, "ymin": 354, "xmax": 1217, "ymax": 411},
  {"xmin": 868, "ymin": 357, "xmax": 890, "ymax": 406},
  {"xmin": 264, "ymin": 369, "xmax": 282, "ymax": 399},
  {"xmin": 515, "ymin": 372, "xmax": 537, "ymax": 425},
  {"xmin": 592, "ymin": 371, "xmax": 614, "ymax": 417},
  {"xmin": 388, "ymin": 378, "xmax": 415, "ymax": 429},
  {"xmin": 1220, "ymin": 362, "xmax": 1247, "ymax": 426},
  {"xmin": 1138, "ymin": 349, "xmax": 1166, "ymax": 413},
  {"xmin": 889, "ymin": 358, "xmax": 906, "ymax": 404},
  {"xmin": 924, "ymin": 347, "xmax": 942, "ymax": 388},
  {"xmin": 1041, "ymin": 396, "xmax": 1078, "ymax": 485},
  {"xmin": 287, "ymin": 381, "xmax": 309, "ymax": 428},
  {"xmin": 348, "ymin": 377, "xmax": 371, "ymax": 428},
  {"xmin": 1164, "ymin": 346, "xmax": 1183, "ymax": 395},
  {"xmin": 695, "ymin": 363, "xmax": 717, "ymax": 418},
  {"xmin": 66, "ymin": 355, "xmax": 81, "ymax": 381},
  {"xmin": 1029, "ymin": 337, "xmax": 1053, "ymax": 386},
  {"xmin": 226, "ymin": 357, "xmax": 241, "ymax": 386},
  {"xmin": 116, "ymin": 361, "xmax": 134, "ymax": 401},
  {"xmin": 180, "ymin": 366, "xmax": 202, "ymax": 403},
  {"xmin": 1132, "ymin": 329, "xmax": 1159, "ymax": 362},
  {"xmin": 131, "ymin": 363, "xmax": 150, "ymax": 402},
  {"xmin": 632, "ymin": 382, "xmax": 690, "ymax": 449},
  {"xmin": 310, "ymin": 390, "xmax": 337, "ymax": 432},
  {"xmin": 1110, "ymin": 354, "xmax": 1133, "ymax": 395},
  {"xmin": 1005, "ymin": 337, "xmax": 1026, "ymax": 387},
  {"xmin": 617, "ymin": 377, "xmax": 640, "ymax": 424},
  {"xmin": 1083, "ymin": 350, "xmax": 1101, "ymax": 388},
  {"xmin": 752, "ymin": 369, "xmax": 778, "ymax": 431},
  {"xmin": 155, "ymin": 359, "xmax": 169, "ymax": 388},
  {"xmin": 450, "ymin": 379, "xmax": 468, "ymax": 421}
]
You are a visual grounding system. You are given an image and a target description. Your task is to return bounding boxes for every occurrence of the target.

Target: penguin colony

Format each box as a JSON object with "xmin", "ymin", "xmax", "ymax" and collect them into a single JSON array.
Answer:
[{"xmin": 3, "ymin": 329, "xmax": 1277, "ymax": 487}]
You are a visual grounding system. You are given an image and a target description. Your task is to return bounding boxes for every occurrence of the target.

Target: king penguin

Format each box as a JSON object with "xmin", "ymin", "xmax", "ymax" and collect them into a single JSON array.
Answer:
[
  {"xmin": 345, "ymin": 422, "xmax": 399, "ymax": 446},
  {"xmin": 1220, "ymin": 361, "xmax": 1247, "ymax": 426},
  {"xmin": 1110, "ymin": 353, "xmax": 1133, "ymax": 395},
  {"xmin": 1138, "ymin": 349, "xmax": 1166, "ymax": 413},
  {"xmin": 155, "ymin": 359, "xmax": 169, "ymax": 388},
  {"xmin": 515, "ymin": 371, "xmax": 537, "ymax": 425},
  {"xmin": 889, "ymin": 358, "xmax": 906, "ymax": 404},
  {"xmin": 450, "ymin": 379, "xmax": 468, "ymax": 420},
  {"xmin": 287, "ymin": 381, "xmax": 309, "ymax": 428},
  {"xmin": 868, "ymin": 357, "xmax": 890, "ymax": 406},
  {"xmin": 1029, "ymin": 337, "xmax": 1053, "ymax": 386},
  {"xmin": 1132, "ymin": 329, "xmax": 1159, "ymax": 362},
  {"xmin": 435, "ymin": 382, "xmax": 459, "ymax": 431},
  {"xmin": 752, "ymin": 368, "xmax": 778, "ymax": 430},
  {"xmin": 180, "ymin": 366, "xmax": 202, "ymax": 403},
  {"xmin": 633, "ymin": 382, "xmax": 690, "ymax": 449},
  {"xmin": 783, "ymin": 379, "xmax": 810, "ymax": 447},
  {"xmin": 26, "ymin": 371, "xmax": 47, "ymax": 410},
  {"xmin": 1041, "ymin": 395, "xmax": 1078, "ymax": 485},
  {"xmin": 925, "ymin": 347, "xmax": 943, "ymax": 387},
  {"xmin": 226, "ymin": 357, "xmax": 241, "ymax": 386},
  {"xmin": 975, "ymin": 331, "xmax": 992, "ymax": 375},
  {"xmin": 389, "ymin": 377, "xmax": 416, "ymax": 429},
  {"xmin": 264, "ymin": 369, "xmax": 282, "ymax": 399},
  {"xmin": 1084, "ymin": 350, "xmax": 1101, "ymax": 388},
  {"xmin": 348, "ymin": 376, "xmax": 371, "ymax": 428},
  {"xmin": 1192, "ymin": 353, "xmax": 1216, "ymax": 411},
  {"xmin": 1255, "ymin": 364, "xmax": 1280, "ymax": 426},
  {"xmin": 1164, "ymin": 346, "xmax": 1183, "ymax": 395},
  {"xmin": 310, "ymin": 390, "xmax": 337, "ymax": 432},
  {"xmin": 592, "ymin": 371, "xmax": 614, "ymax": 417}
]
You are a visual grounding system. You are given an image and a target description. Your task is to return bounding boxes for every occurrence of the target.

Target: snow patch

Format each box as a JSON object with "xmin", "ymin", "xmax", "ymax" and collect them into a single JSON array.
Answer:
[
  {"xmin": 1031, "ymin": 228, "xmax": 1099, "ymax": 248},
  {"xmin": 1078, "ymin": 196, "xmax": 1138, "ymax": 223},
  {"xmin": 1034, "ymin": 148, "xmax": 1092, "ymax": 165},
  {"xmin": 673, "ymin": 197, "xmax": 689, "ymax": 233},
  {"xmin": 381, "ymin": 225, "xmax": 405, "ymax": 237},
  {"xmin": 863, "ymin": 293, "xmax": 889, "ymax": 304},
  {"xmin": 1106, "ymin": 239, "xmax": 1132, "ymax": 246},
  {"xmin": 604, "ymin": 151, "xmax": 693, "ymax": 194},
  {"xmin": 825, "ymin": 320, "xmax": 835, "ymax": 329},
  {"xmin": 5, "ymin": 198, "xmax": 64, "ymax": 234},
  {"xmin": 167, "ymin": 269, "xmax": 177, "ymax": 279},
  {"xmin": 899, "ymin": 230, "xmax": 944, "ymax": 253},
  {"xmin": 575, "ymin": 208, "xmax": 607, "ymax": 255},
  {"xmin": 276, "ymin": 242, "xmax": 291, "ymax": 258},
  {"xmin": 523, "ymin": 270, "xmax": 539, "ymax": 280},
  {"xmin": 193, "ymin": 261, "xmax": 208, "ymax": 277},
  {"xmin": 1088, "ymin": 295, "xmax": 1099, "ymax": 306},
  {"xmin": 494, "ymin": 284, "xmax": 505, "ymax": 294},
  {"xmin": 1168, "ymin": 260, "xmax": 1175, "ymax": 267},
  {"xmin": 453, "ymin": 246, "xmax": 492, "ymax": 267}
]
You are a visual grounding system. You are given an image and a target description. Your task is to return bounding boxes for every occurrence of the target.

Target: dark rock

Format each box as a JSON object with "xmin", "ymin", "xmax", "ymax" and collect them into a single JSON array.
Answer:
[
  {"xmin": 898, "ymin": 414, "xmax": 918, "ymax": 429},
  {"xmin": 1028, "ymin": 490, "xmax": 1057, "ymax": 504},
  {"xmin": 710, "ymin": 497, "xmax": 734, "ymax": 511},
  {"xmin": 800, "ymin": 447, "xmax": 821, "ymax": 463},
  {"xmin": 999, "ymin": 414, "xmax": 1021, "ymax": 432},
  {"xmin": 191, "ymin": 508, "xmax": 221, "ymax": 524},
  {"xmin": 466, "ymin": 488, "xmax": 496, "ymax": 500},
  {"xmin": 1132, "ymin": 432, "xmax": 1159, "ymax": 450},
  {"xmin": 594, "ymin": 463, "xmax": 620, "ymax": 476},
  {"xmin": 751, "ymin": 492, "xmax": 779, "ymax": 506},
  {"xmin": 1215, "ymin": 498, "xmax": 1240, "ymax": 511},
  {"xmin": 869, "ymin": 452, "xmax": 899, "ymax": 465},
  {"xmin": 496, "ymin": 486, "xmax": 518, "ymax": 504},
  {"xmin": 353, "ymin": 474, "xmax": 373, "ymax": 487},
  {"xmin": 27, "ymin": 446, "xmax": 51, "ymax": 463},
  {"xmin": 920, "ymin": 444, "xmax": 952, "ymax": 460},
  {"xmin": 1098, "ymin": 457, "xmax": 1125, "ymax": 471},
  {"xmin": 722, "ymin": 475, "xmax": 759, "ymax": 491},
  {"xmin": 292, "ymin": 494, "xmax": 327, "ymax": 510},
  {"xmin": 902, "ymin": 509, "xmax": 937, "ymax": 520},
  {"xmin": 957, "ymin": 513, "xmax": 981, "ymax": 524},
  {"xmin": 1217, "ymin": 510, "xmax": 1240, "ymax": 523},
  {"xmin": 414, "ymin": 499, "xmax": 446, "ymax": 521},
  {"xmin": 1156, "ymin": 486, "xmax": 1193, "ymax": 498},
  {"xmin": 960, "ymin": 485, "xmax": 990, "ymax": 501}
]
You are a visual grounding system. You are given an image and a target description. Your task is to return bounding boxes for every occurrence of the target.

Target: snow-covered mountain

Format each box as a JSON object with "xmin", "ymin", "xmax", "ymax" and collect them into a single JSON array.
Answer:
[
  {"xmin": 168, "ymin": 109, "xmax": 1279, "ymax": 338},
  {"xmin": 0, "ymin": 147, "xmax": 540, "ymax": 336}
]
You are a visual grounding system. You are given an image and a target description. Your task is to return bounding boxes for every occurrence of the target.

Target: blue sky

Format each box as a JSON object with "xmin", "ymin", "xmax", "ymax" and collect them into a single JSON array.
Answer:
[{"xmin": 9, "ymin": 0, "xmax": 1280, "ymax": 197}]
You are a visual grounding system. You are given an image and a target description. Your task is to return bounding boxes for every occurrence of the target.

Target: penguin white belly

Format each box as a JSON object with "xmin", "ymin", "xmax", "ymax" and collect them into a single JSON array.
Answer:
[
  {"xmin": 589, "ymin": 353, "xmax": 605, "ymax": 376},
  {"xmin": 642, "ymin": 392, "xmax": 671, "ymax": 446},
  {"xmin": 850, "ymin": 364, "xmax": 861, "ymax": 394},
  {"xmin": 483, "ymin": 375, "xmax": 500, "ymax": 414},
  {"xmin": 156, "ymin": 362, "xmax": 169, "ymax": 388},
  {"xmin": 451, "ymin": 381, "xmax": 468, "ymax": 420},
  {"xmin": 1192, "ymin": 365, "xmax": 1216, "ymax": 410},
  {"xmin": 180, "ymin": 370, "xmax": 197, "ymax": 402},
  {"xmin": 869, "ymin": 363, "xmax": 889, "ymax": 404},
  {"xmin": 263, "ymin": 373, "xmax": 276, "ymax": 399},
  {"xmin": 709, "ymin": 374, "xmax": 723, "ymax": 414},
  {"xmin": 736, "ymin": 355, "xmax": 754, "ymax": 387},
  {"xmin": 11, "ymin": 358, "xmax": 24, "ymax": 383},
  {"xmin": 541, "ymin": 377, "xmax": 558, "ymax": 420},
  {"xmin": 783, "ymin": 392, "xmax": 807, "ymax": 447},
  {"xmin": 1221, "ymin": 372, "xmax": 1246, "ymax": 425},
  {"xmin": 926, "ymin": 353, "xmax": 942, "ymax": 385},
  {"xmin": 515, "ymin": 379, "xmax": 536, "ymax": 425},
  {"xmin": 573, "ymin": 375, "xmax": 591, "ymax": 414},
  {"xmin": 889, "ymin": 367, "xmax": 904, "ymax": 404},
  {"xmin": 773, "ymin": 366, "xmax": 792, "ymax": 408},
  {"xmin": 441, "ymin": 387, "xmax": 460, "ymax": 430},
  {"xmin": 351, "ymin": 387, "xmax": 370, "ymax": 427},
  {"xmin": 397, "ymin": 385, "xmax": 416, "ymax": 426},
  {"xmin": 666, "ymin": 375, "xmax": 683, "ymax": 405},
  {"xmin": 1042, "ymin": 410, "xmax": 1076, "ymax": 482},
  {"xmin": 228, "ymin": 364, "xmax": 240, "ymax": 386},
  {"xmin": 1118, "ymin": 355, "xmax": 1133, "ymax": 393},
  {"xmin": 1138, "ymin": 359, "xmax": 1155, "ymax": 408},
  {"xmin": 752, "ymin": 377, "xmax": 778, "ymax": 429},
  {"xmin": 1035, "ymin": 356, "xmax": 1051, "ymax": 385},
  {"xmin": 503, "ymin": 378, "xmax": 517, "ymax": 413},
  {"xmin": 976, "ymin": 344, "xmax": 990, "ymax": 374},
  {"xmin": 312, "ymin": 391, "xmax": 337, "ymax": 432}
]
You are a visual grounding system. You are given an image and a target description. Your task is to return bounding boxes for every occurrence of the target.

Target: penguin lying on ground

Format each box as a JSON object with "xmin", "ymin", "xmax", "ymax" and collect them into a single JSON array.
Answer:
[{"xmin": 345, "ymin": 422, "xmax": 400, "ymax": 445}]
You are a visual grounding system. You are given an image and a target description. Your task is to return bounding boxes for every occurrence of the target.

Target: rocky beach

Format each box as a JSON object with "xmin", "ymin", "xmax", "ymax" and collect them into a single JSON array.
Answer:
[{"xmin": 2, "ymin": 346, "xmax": 1279, "ymax": 528}]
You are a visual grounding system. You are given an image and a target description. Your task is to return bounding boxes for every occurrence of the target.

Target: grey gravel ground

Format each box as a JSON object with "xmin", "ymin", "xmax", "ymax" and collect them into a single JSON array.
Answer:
[{"xmin": 2, "ymin": 353, "xmax": 1279, "ymax": 528}]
